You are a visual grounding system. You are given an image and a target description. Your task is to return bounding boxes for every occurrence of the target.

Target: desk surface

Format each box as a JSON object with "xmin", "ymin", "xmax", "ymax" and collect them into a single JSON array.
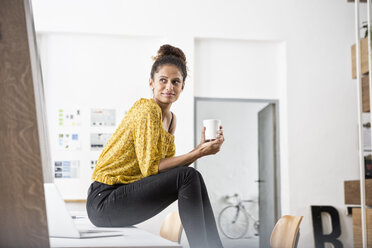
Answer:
[{"xmin": 50, "ymin": 215, "xmax": 182, "ymax": 248}]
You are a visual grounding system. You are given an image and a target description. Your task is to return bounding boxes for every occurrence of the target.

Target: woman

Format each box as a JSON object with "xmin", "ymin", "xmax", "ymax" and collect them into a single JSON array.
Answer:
[{"xmin": 87, "ymin": 44, "xmax": 225, "ymax": 248}]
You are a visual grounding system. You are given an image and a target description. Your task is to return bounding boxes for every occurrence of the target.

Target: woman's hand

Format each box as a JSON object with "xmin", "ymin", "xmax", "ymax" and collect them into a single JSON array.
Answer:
[
  {"xmin": 196, "ymin": 125, "xmax": 225, "ymax": 157},
  {"xmin": 160, "ymin": 126, "xmax": 225, "ymax": 170}
]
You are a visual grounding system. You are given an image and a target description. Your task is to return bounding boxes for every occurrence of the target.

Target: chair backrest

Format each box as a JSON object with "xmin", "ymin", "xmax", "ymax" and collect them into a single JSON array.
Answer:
[
  {"xmin": 270, "ymin": 215, "xmax": 303, "ymax": 248},
  {"xmin": 160, "ymin": 211, "xmax": 183, "ymax": 243}
]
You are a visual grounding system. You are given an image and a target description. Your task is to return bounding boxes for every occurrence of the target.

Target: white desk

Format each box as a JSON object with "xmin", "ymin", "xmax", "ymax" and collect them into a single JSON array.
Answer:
[{"xmin": 50, "ymin": 215, "xmax": 182, "ymax": 248}]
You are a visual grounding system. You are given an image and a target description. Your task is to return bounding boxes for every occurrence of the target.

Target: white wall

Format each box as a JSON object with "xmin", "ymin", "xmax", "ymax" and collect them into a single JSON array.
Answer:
[
  {"xmin": 287, "ymin": 1, "xmax": 363, "ymax": 246},
  {"xmin": 194, "ymin": 39, "xmax": 282, "ymax": 99},
  {"xmin": 32, "ymin": 0, "xmax": 365, "ymax": 247}
]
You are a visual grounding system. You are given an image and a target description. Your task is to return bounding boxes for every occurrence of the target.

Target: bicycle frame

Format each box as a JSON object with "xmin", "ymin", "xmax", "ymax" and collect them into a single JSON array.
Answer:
[
  {"xmin": 241, "ymin": 200, "xmax": 258, "ymax": 223},
  {"xmin": 218, "ymin": 196, "xmax": 259, "ymax": 239}
]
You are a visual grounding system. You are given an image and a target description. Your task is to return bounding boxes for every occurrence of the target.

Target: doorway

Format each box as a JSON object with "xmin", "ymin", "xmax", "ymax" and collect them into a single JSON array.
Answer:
[{"xmin": 194, "ymin": 97, "xmax": 280, "ymax": 248}]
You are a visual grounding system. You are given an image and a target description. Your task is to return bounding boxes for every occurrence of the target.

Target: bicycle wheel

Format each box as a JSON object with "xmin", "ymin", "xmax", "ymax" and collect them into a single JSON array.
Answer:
[{"xmin": 218, "ymin": 205, "xmax": 249, "ymax": 239}]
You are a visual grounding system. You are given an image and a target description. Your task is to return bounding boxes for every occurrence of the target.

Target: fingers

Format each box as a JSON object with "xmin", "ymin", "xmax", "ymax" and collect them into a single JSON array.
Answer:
[
  {"xmin": 201, "ymin": 125, "xmax": 224, "ymax": 148},
  {"xmin": 200, "ymin": 126, "xmax": 206, "ymax": 143},
  {"xmin": 216, "ymin": 128, "xmax": 225, "ymax": 143},
  {"xmin": 212, "ymin": 136, "xmax": 223, "ymax": 146},
  {"xmin": 202, "ymin": 136, "xmax": 223, "ymax": 156}
]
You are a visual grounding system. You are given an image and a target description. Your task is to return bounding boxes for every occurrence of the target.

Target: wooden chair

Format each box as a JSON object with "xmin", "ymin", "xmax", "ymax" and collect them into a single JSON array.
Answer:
[
  {"xmin": 270, "ymin": 215, "xmax": 303, "ymax": 248},
  {"xmin": 160, "ymin": 211, "xmax": 183, "ymax": 243}
]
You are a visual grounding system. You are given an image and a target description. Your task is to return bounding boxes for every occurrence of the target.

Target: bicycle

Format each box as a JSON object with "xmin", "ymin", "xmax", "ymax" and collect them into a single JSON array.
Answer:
[{"xmin": 218, "ymin": 193, "xmax": 259, "ymax": 239}]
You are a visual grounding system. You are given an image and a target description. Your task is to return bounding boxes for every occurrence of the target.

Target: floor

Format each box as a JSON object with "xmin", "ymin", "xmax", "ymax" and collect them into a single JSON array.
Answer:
[{"xmin": 221, "ymin": 236, "xmax": 259, "ymax": 248}]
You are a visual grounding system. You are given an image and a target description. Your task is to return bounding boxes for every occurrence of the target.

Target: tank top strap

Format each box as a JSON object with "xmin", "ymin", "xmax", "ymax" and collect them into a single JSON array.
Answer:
[{"xmin": 168, "ymin": 112, "xmax": 173, "ymax": 132}]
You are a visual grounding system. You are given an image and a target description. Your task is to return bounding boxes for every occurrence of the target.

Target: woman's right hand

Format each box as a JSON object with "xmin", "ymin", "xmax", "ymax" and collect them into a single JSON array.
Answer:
[{"xmin": 196, "ymin": 126, "xmax": 225, "ymax": 157}]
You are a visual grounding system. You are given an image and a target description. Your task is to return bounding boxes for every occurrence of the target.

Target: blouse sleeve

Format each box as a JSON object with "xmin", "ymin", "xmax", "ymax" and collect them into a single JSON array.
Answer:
[
  {"xmin": 166, "ymin": 143, "xmax": 176, "ymax": 158},
  {"xmin": 132, "ymin": 106, "xmax": 161, "ymax": 177}
]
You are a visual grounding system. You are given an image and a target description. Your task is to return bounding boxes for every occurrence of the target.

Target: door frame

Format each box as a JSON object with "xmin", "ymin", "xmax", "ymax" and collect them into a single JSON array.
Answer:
[{"xmin": 193, "ymin": 96, "xmax": 281, "ymax": 220}]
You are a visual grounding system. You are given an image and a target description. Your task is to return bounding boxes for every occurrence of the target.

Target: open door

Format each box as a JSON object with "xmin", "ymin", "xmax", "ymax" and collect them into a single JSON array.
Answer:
[{"xmin": 258, "ymin": 103, "xmax": 279, "ymax": 248}]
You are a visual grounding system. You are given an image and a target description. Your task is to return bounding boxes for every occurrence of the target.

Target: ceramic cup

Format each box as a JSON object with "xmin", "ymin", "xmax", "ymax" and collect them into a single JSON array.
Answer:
[{"xmin": 203, "ymin": 119, "xmax": 221, "ymax": 141}]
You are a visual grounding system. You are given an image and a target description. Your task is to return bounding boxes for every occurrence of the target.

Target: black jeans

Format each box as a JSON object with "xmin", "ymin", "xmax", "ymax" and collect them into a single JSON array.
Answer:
[{"xmin": 86, "ymin": 166, "xmax": 223, "ymax": 248}]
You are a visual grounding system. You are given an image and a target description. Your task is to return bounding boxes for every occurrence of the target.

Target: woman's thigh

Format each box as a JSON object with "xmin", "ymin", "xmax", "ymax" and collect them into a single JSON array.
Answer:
[{"xmin": 94, "ymin": 166, "xmax": 196, "ymax": 227}]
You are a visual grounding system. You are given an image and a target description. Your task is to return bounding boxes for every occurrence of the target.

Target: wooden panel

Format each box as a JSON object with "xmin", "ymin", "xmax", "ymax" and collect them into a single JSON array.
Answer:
[
  {"xmin": 344, "ymin": 179, "xmax": 372, "ymax": 205},
  {"xmin": 0, "ymin": 0, "xmax": 50, "ymax": 247},
  {"xmin": 363, "ymin": 75, "xmax": 370, "ymax": 112},
  {"xmin": 352, "ymin": 208, "xmax": 372, "ymax": 248},
  {"xmin": 352, "ymin": 37, "xmax": 369, "ymax": 79}
]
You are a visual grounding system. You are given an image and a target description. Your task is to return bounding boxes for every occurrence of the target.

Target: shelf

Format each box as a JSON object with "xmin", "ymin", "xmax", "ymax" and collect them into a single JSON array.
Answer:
[
  {"xmin": 344, "ymin": 179, "xmax": 372, "ymax": 205},
  {"xmin": 352, "ymin": 37, "xmax": 369, "ymax": 79},
  {"xmin": 352, "ymin": 208, "xmax": 372, "ymax": 247},
  {"xmin": 362, "ymin": 75, "xmax": 370, "ymax": 112}
]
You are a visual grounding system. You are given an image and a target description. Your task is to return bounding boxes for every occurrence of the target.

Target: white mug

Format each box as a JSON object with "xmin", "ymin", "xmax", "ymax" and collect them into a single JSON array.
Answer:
[{"xmin": 203, "ymin": 119, "xmax": 221, "ymax": 141}]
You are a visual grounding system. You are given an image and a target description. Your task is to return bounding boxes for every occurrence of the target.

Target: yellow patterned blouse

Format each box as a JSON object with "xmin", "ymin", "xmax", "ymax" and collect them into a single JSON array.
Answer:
[{"xmin": 91, "ymin": 98, "xmax": 176, "ymax": 185}]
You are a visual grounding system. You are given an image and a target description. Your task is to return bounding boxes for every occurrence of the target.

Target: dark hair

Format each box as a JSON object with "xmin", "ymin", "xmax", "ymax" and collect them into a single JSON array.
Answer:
[{"xmin": 150, "ymin": 44, "xmax": 188, "ymax": 81}]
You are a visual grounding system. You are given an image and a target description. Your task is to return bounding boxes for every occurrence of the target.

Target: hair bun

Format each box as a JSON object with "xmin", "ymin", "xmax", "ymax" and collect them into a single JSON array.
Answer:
[
  {"xmin": 154, "ymin": 44, "xmax": 187, "ymax": 64},
  {"xmin": 150, "ymin": 44, "xmax": 188, "ymax": 81}
]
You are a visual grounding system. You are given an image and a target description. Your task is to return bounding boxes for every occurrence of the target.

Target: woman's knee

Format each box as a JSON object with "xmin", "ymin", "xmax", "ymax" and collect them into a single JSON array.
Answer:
[
  {"xmin": 179, "ymin": 166, "xmax": 205, "ymax": 182},
  {"xmin": 178, "ymin": 166, "xmax": 197, "ymax": 176},
  {"xmin": 173, "ymin": 166, "xmax": 199, "ymax": 183},
  {"xmin": 194, "ymin": 168, "xmax": 203, "ymax": 177}
]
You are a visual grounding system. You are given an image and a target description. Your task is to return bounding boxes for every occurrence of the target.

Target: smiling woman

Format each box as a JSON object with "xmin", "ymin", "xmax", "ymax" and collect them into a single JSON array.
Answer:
[
  {"xmin": 87, "ymin": 44, "xmax": 225, "ymax": 248},
  {"xmin": 149, "ymin": 45, "xmax": 186, "ymax": 134},
  {"xmin": 150, "ymin": 64, "xmax": 182, "ymax": 135}
]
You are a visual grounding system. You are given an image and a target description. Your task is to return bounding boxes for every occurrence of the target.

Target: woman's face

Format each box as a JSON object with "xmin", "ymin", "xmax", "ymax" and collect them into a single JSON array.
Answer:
[{"xmin": 149, "ymin": 64, "xmax": 185, "ymax": 105}]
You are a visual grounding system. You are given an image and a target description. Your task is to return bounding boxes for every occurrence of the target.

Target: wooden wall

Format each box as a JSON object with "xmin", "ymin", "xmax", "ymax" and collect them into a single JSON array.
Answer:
[{"xmin": 0, "ymin": 0, "xmax": 50, "ymax": 246}]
